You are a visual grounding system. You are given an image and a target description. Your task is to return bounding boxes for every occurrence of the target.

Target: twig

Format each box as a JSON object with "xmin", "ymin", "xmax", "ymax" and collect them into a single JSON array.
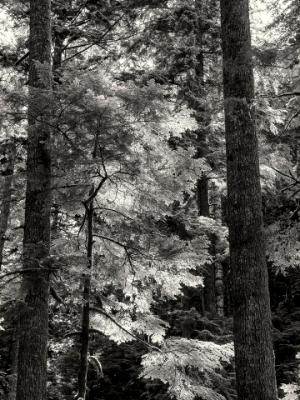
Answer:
[
  {"xmin": 277, "ymin": 91, "xmax": 300, "ymax": 98},
  {"xmin": 93, "ymin": 234, "xmax": 136, "ymax": 273},
  {"xmin": 282, "ymin": 109, "xmax": 300, "ymax": 134},
  {"xmin": 0, "ymin": 267, "xmax": 57, "ymax": 281},
  {"xmin": 89, "ymin": 355, "xmax": 104, "ymax": 378},
  {"xmin": 83, "ymin": 176, "xmax": 108, "ymax": 206},
  {"xmin": 50, "ymin": 286, "xmax": 66, "ymax": 308},
  {"xmin": 15, "ymin": 52, "xmax": 29, "ymax": 66},
  {"xmin": 95, "ymin": 206, "xmax": 134, "ymax": 221}
]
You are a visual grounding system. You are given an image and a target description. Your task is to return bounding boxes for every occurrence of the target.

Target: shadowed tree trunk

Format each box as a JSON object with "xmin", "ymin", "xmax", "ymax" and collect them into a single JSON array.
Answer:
[
  {"xmin": 220, "ymin": 0, "xmax": 278, "ymax": 399},
  {"xmin": 76, "ymin": 128, "xmax": 106, "ymax": 399},
  {"xmin": 194, "ymin": 0, "xmax": 216, "ymax": 316},
  {"xmin": 16, "ymin": 0, "xmax": 52, "ymax": 399},
  {"xmin": 0, "ymin": 140, "xmax": 18, "ymax": 400},
  {"xmin": 210, "ymin": 183, "xmax": 224, "ymax": 317},
  {"xmin": 0, "ymin": 140, "xmax": 16, "ymax": 271},
  {"xmin": 215, "ymin": 260, "xmax": 224, "ymax": 317},
  {"xmin": 76, "ymin": 195, "xmax": 94, "ymax": 400},
  {"xmin": 296, "ymin": 127, "xmax": 300, "ymax": 177}
]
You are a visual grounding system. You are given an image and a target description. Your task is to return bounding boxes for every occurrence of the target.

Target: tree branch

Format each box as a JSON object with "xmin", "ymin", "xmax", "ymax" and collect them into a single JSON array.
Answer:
[
  {"xmin": 89, "ymin": 306, "xmax": 161, "ymax": 352},
  {"xmin": 277, "ymin": 91, "xmax": 300, "ymax": 98}
]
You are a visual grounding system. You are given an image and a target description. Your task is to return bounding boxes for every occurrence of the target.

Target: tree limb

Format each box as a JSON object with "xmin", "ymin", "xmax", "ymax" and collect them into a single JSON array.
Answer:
[{"xmin": 89, "ymin": 306, "xmax": 161, "ymax": 352}]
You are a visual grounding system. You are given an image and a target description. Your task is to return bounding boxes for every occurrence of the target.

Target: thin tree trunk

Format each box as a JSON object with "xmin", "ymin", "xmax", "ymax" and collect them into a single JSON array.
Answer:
[
  {"xmin": 196, "ymin": 176, "xmax": 210, "ymax": 217},
  {"xmin": 0, "ymin": 141, "xmax": 15, "ymax": 270},
  {"xmin": 16, "ymin": 0, "xmax": 52, "ymax": 399},
  {"xmin": 76, "ymin": 196, "xmax": 94, "ymax": 400},
  {"xmin": 8, "ymin": 325, "xmax": 19, "ymax": 400},
  {"xmin": 194, "ymin": 0, "xmax": 217, "ymax": 316},
  {"xmin": 296, "ymin": 127, "xmax": 300, "ymax": 177},
  {"xmin": 215, "ymin": 261, "xmax": 224, "ymax": 317},
  {"xmin": 211, "ymin": 183, "xmax": 224, "ymax": 317},
  {"xmin": 197, "ymin": 176, "xmax": 216, "ymax": 316},
  {"xmin": 0, "ymin": 140, "xmax": 18, "ymax": 400},
  {"xmin": 220, "ymin": 0, "xmax": 278, "ymax": 399}
]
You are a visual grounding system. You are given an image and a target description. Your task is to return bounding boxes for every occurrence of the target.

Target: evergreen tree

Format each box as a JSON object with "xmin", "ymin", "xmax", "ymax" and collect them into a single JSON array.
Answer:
[
  {"xmin": 15, "ymin": 0, "xmax": 52, "ymax": 399},
  {"xmin": 220, "ymin": 0, "xmax": 278, "ymax": 399}
]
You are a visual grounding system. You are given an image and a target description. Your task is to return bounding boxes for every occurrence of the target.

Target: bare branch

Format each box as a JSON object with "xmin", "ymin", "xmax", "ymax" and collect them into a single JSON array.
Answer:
[
  {"xmin": 95, "ymin": 206, "xmax": 134, "ymax": 221},
  {"xmin": 0, "ymin": 267, "xmax": 58, "ymax": 281},
  {"xmin": 277, "ymin": 91, "xmax": 300, "ymax": 98}
]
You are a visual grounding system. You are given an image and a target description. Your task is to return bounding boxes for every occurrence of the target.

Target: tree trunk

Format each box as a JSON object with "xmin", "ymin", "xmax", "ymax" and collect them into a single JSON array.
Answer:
[
  {"xmin": 0, "ymin": 141, "xmax": 15, "ymax": 270},
  {"xmin": 0, "ymin": 140, "xmax": 18, "ymax": 400},
  {"xmin": 296, "ymin": 127, "xmax": 300, "ymax": 177},
  {"xmin": 211, "ymin": 184, "xmax": 225, "ymax": 318},
  {"xmin": 8, "ymin": 324, "xmax": 19, "ymax": 400},
  {"xmin": 215, "ymin": 261, "xmax": 224, "ymax": 317},
  {"xmin": 76, "ymin": 196, "xmax": 94, "ymax": 400},
  {"xmin": 16, "ymin": 1, "xmax": 52, "ymax": 399},
  {"xmin": 220, "ymin": 1, "xmax": 278, "ymax": 399},
  {"xmin": 196, "ymin": 176, "xmax": 210, "ymax": 217},
  {"xmin": 76, "ymin": 126, "xmax": 104, "ymax": 398},
  {"xmin": 194, "ymin": 0, "xmax": 217, "ymax": 317}
]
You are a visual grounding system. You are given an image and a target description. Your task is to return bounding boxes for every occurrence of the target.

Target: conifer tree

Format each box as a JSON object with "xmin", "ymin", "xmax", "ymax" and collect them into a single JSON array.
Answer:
[
  {"xmin": 16, "ymin": 0, "xmax": 52, "ymax": 399},
  {"xmin": 220, "ymin": 0, "xmax": 278, "ymax": 399}
]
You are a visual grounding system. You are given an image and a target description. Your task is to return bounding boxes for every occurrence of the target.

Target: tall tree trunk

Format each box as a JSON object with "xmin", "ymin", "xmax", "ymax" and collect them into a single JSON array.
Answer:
[
  {"xmin": 194, "ymin": 0, "xmax": 217, "ymax": 316},
  {"xmin": 75, "ymin": 126, "xmax": 104, "ymax": 399},
  {"xmin": 76, "ymin": 196, "xmax": 94, "ymax": 400},
  {"xmin": 220, "ymin": 1, "xmax": 277, "ymax": 399},
  {"xmin": 16, "ymin": 0, "xmax": 52, "ymax": 399},
  {"xmin": 0, "ymin": 141, "xmax": 15, "ymax": 270},
  {"xmin": 0, "ymin": 140, "xmax": 18, "ymax": 400}
]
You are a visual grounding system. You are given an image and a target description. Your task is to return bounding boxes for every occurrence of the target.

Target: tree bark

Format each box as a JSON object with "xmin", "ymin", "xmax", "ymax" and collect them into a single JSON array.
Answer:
[
  {"xmin": 215, "ymin": 260, "xmax": 224, "ymax": 317},
  {"xmin": 194, "ymin": 0, "xmax": 217, "ymax": 317},
  {"xmin": 196, "ymin": 176, "xmax": 210, "ymax": 217},
  {"xmin": 8, "ymin": 323, "xmax": 19, "ymax": 400},
  {"xmin": 211, "ymin": 183, "xmax": 224, "ymax": 317},
  {"xmin": 220, "ymin": 0, "xmax": 278, "ymax": 399},
  {"xmin": 16, "ymin": 1, "xmax": 52, "ymax": 399},
  {"xmin": 0, "ymin": 140, "xmax": 18, "ymax": 400},
  {"xmin": 76, "ymin": 196, "xmax": 94, "ymax": 400},
  {"xmin": 295, "ymin": 127, "xmax": 300, "ymax": 177},
  {"xmin": 0, "ymin": 141, "xmax": 15, "ymax": 270}
]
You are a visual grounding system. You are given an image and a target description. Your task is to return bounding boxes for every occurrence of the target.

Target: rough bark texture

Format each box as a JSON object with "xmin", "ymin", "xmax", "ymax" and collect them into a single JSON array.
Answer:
[
  {"xmin": 220, "ymin": 0, "xmax": 278, "ymax": 399},
  {"xmin": 0, "ymin": 141, "xmax": 15, "ymax": 270},
  {"xmin": 16, "ymin": 1, "xmax": 52, "ymax": 399},
  {"xmin": 77, "ymin": 198, "xmax": 94, "ymax": 400}
]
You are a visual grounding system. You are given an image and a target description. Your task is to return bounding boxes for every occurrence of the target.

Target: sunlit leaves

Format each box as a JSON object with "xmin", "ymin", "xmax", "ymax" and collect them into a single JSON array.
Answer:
[{"xmin": 141, "ymin": 338, "xmax": 234, "ymax": 400}]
